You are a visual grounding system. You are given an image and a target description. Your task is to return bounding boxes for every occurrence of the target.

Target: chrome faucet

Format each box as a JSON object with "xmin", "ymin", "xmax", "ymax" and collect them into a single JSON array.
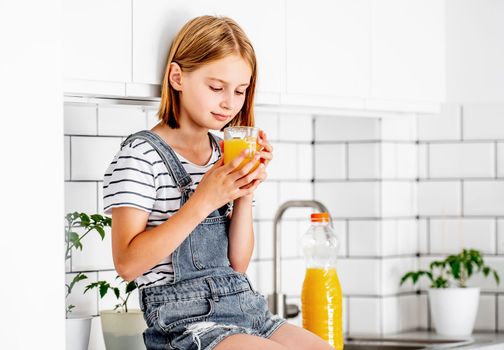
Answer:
[{"xmin": 267, "ymin": 200, "xmax": 333, "ymax": 318}]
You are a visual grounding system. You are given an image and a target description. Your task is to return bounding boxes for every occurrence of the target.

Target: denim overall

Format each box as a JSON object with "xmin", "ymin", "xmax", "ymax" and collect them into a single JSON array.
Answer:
[{"xmin": 120, "ymin": 130, "xmax": 285, "ymax": 350}]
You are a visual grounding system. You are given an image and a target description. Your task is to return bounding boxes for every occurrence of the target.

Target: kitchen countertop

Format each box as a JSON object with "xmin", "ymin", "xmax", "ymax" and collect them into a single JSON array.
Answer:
[{"xmin": 345, "ymin": 331, "xmax": 504, "ymax": 350}]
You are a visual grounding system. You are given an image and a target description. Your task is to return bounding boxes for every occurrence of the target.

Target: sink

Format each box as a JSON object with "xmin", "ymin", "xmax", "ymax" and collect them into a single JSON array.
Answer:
[{"xmin": 344, "ymin": 337, "xmax": 474, "ymax": 350}]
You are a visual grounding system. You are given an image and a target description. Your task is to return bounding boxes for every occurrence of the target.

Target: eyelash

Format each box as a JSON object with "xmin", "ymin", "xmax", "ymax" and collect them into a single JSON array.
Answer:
[{"xmin": 209, "ymin": 86, "xmax": 245, "ymax": 95}]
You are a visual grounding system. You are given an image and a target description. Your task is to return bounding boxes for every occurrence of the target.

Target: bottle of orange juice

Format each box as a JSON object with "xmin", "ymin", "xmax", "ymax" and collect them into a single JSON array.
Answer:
[{"xmin": 301, "ymin": 213, "xmax": 343, "ymax": 350}]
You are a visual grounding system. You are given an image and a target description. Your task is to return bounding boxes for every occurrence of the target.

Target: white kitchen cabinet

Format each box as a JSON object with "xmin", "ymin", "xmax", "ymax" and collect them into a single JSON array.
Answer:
[
  {"xmin": 63, "ymin": 0, "xmax": 131, "ymax": 92},
  {"xmin": 132, "ymin": 0, "xmax": 285, "ymax": 103},
  {"xmin": 285, "ymin": 0, "xmax": 371, "ymax": 107},
  {"xmin": 370, "ymin": 0, "xmax": 446, "ymax": 103}
]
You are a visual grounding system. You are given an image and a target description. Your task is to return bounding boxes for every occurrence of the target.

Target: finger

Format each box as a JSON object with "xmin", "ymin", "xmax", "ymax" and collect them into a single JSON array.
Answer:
[
  {"xmin": 235, "ymin": 163, "xmax": 264, "ymax": 188},
  {"xmin": 224, "ymin": 148, "xmax": 252, "ymax": 173},
  {"xmin": 229, "ymin": 153, "xmax": 261, "ymax": 181}
]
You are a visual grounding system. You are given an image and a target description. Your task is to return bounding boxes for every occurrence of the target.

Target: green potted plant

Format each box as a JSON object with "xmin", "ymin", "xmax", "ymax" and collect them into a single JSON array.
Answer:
[
  {"xmin": 65, "ymin": 212, "xmax": 111, "ymax": 350},
  {"xmin": 400, "ymin": 248, "xmax": 500, "ymax": 336},
  {"xmin": 85, "ymin": 276, "xmax": 146, "ymax": 350}
]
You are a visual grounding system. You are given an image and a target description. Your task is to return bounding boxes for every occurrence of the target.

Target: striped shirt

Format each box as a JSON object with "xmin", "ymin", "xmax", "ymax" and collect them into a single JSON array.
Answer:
[{"xmin": 103, "ymin": 137, "xmax": 220, "ymax": 289}]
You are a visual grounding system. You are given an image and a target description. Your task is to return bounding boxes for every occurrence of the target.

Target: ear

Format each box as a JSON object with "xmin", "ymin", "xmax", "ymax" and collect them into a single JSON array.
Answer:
[{"xmin": 168, "ymin": 62, "xmax": 183, "ymax": 91}]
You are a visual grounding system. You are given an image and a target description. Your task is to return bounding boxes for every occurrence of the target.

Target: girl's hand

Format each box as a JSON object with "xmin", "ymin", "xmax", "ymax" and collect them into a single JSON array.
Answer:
[
  {"xmin": 191, "ymin": 149, "xmax": 264, "ymax": 214},
  {"xmin": 257, "ymin": 129, "xmax": 273, "ymax": 168}
]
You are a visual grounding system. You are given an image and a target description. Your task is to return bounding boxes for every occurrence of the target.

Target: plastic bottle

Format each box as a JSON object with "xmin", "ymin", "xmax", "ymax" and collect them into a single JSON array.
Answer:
[{"xmin": 301, "ymin": 212, "xmax": 343, "ymax": 350}]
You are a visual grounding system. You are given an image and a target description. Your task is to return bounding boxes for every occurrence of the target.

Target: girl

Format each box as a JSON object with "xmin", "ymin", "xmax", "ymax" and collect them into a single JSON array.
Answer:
[{"xmin": 103, "ymin": 15, "xmax": 333, "ymax": 350}]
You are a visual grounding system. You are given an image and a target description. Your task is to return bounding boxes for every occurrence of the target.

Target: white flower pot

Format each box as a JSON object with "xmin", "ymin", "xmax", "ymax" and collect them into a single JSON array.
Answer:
[
  {"xmin": 66, "ymin": 316, "xmax": 92, "ymax": 350},
  {"xmin": 428, "ymin": 288, "xmax": 480, "ymax": 337},
  {"xmin": 100, "ymin": 309, "xmax": 147, "ymax": 350}
]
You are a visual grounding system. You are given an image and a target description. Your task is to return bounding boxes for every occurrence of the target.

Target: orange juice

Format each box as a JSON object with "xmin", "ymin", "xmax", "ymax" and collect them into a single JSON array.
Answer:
[
  {"xmin": 223, "ymin": 137, "xmax": 260, "ymax": 172},
  {"xmin": 302, "ymin": 267, "xmax": 343, "ymax": 350}
]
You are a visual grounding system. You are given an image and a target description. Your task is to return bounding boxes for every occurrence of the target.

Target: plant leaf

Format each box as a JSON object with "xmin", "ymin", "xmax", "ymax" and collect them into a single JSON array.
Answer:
[{"xmin": 125, "ymin": 281, "xmax": 137, "ymax": 294}]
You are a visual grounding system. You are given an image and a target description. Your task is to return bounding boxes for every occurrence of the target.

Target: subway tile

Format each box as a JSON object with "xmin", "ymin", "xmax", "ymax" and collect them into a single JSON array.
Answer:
[
  {"xmin": 253, "ymin": 181, "xmax": 278, "ymax": 220},
  {"xmin": 429, "ymin": 143, "xmax": 495, "ymax": 178},
  {"xmin": 281, "ymin": 258, "xmax": 305, "ymax": 295},
  {"xmin": 381, "ymin": 181, "xmax": 417, "ymax": 218},
  {"xmin": 381, "ymin": 296, "xmax": 400, "ymax": 334},
  {"xmin": 278, "ymin": 181, "xmax": 313, "ymax": 219},
  {"xmin": 348, "ymin": 220, "xmax": 381, "ymax": 257},
  {"xmin": 429, "ymin": 219, "xmax": 496, "ymax": 254},
  {"xmin": 246, "ymin": 260, "xmax": 274, "ymax": 295},
  {"xmin": 281, "ymin": 220, "xmax": 303, "ymax": 258},
  {"xmin": 315, "ymin": 144, "xmax": 346, "ymax": 180},
  {"xmin": 254, "ymin": 112, "xmax": 279, "ymax": 141},
  {"xmin": 268, "ymin": 142, "xmax": 298, "ymax": 180},
  {"xmin": 97, "ymin": 105, "xmax": 146, "ymax": 136},
  {"xmin": 146, "ymin": 107, "xmax": 160, "ymax": 129},
  {"xmin": 65, "ymin": 182, "xmax": 97, "ymax": 214},
  {"xmin": 382, "ymin": 143, "xmax": 417, "ymax": 179},
  {"xmin": 251, "ymin": 221, "xmax": 260, "ymax": 260},
  {"xmin": 474, "ymin": 295, "xmax": 496, "ymax": 331},
  {"xmin": 278, "ymin": 114, "xmax": 312, "ymax": 142},
  {"xmin": 71, "ymin": 136, "xmax": 122, "ymax": 181},
  {"xmin": 297, "ymin": 144, "xmax": 313, "ymax": 180},
  {"xmin": 418, "ymin": 294, "xmax": 429, "ymax": 330},
  {"xmin": 463, "ymin": 104, "xmax": 504, "ymax": 140},
  {"xmin": 418, "ymin": 104, "xmax": 461, "ymax": 141},
  {"xmin": 499, "ymin": 295, "xmax": 504, "ymax": 331},
  {"xmin": 97, "ymin": 182, "xmax": 104, "ymax": 215},
  {"xmin": 348, "ymin": 143, "xmax": 380, "ymax": 179},
  {"xmin": 381, "ymin": 116, "xmax": 417, "ymax": 141},
  {"xmin": 256, "ymin": 221, "xmax": 274, "ymax": 260},
  {"xmin": 464, "ymin": 181, "xmax": 504, "ymax": 216},
  {"xmin": 381, "ymin": 258, "xmax": 417, "ymax": 295},
  {"xmin": 381, "ymin": 220, "xmax": 418, "ymax": 256},
  {"xmin": 333, "ymin": 220, "xmax": 348, "ymax": 257},
  {"xmin": 315, "ymin": 182, "xmax": 380, "ymax": 218},
  {"xmin": 418, "ymin": 181, "xmax": 461, "ymax": 216},
  {"xmin": 498, "ymin": 143, "xmax": 504, "ymax": 177},
  {"xmin": 418, "ymin": 219, "xmax": 429, "ymax": 254},
  {"xmin": 348, "ymin": 297, "xmax": 381, "ymax": 335},
  {"xmin": 65, "ymin": 272, "xmax": 98, "ymax": 317},
  {"xmin": 418, "ymin": 144, "xmax": 428, "ymax": 178},
  {"xmin": 64, "ymin": 136, "xmax": 71, "ymax": 180},
  {"xmin": 72, "ymin": 226, "xmax": 114, "ymax": 271},
  {"xmin": 498, "ymin": 220, "xmax": 504, "ymax": 254},
  {"xmin": 97, "ymin": 270, "xmax": 140, "ymax": 312},
  {"xmin": 466, "ymin": 257, "xmax": 504, "ymax": 292},
  {"xmin": 315, "ymin": 116, "xmax": 380, "ymax": 142},
  {"xmin": 64, "ymin": 104, "xmax": 97, "ymax": 135},
  {"xmin": 398, "ymin": 294, "xmax": 422, "ymax": 332},
  {"xmin": 338, "ymin": 258, "xmax": 380, "ymax": 295}
]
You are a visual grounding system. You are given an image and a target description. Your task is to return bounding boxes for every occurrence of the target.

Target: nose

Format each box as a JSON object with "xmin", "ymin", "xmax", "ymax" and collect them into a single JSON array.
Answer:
[{"xmin": 219, "ymin": 91, "xmax": 235, "ymax": 111}]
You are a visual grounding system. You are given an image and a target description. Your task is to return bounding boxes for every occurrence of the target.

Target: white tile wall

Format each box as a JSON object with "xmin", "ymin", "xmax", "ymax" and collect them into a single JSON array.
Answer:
[
  {"xmin": 418, "ymin": 144, "xmax": 428, "ymax": 178},
  {"xmin": 499, "ymin": 220, "xmax": 504, "ymax": 254},
  {"xmin": 338, "ymin": 259, "xmax": 381, "ymax": 295},
  {"xmin": 64, "ymin": 136, "xmax": 71, "ymax": 180},
  {"xmin": 97, "ymin": 105, "xmax": 146, "ymax": 136},
  {"xmin": 381, "ymin": 143, "xmax": 417, "ymax": 179},
  {"xmin": 463, "ymin": 104, "xmax": 504, "ymax": 140},
  {"xmin": 315, "ymin": 144, "xmax": 346, "ymax": 179},
  {"xmin": 381, "ymin": 220, "xmax": 418, "ymax": 256},
  {"xmin": 381, "ymin": 117, "xmax": 417, "ymax": 141},
  {"xmin": 348, "ymin": 220, "xmax": 381, "ymax": 256},
  {"xmin": 429, "ymin": 143, "xmax": 495, "ymax": 178},
  {"xmin": 72, "ymin": 226, "xmax": 114, "ymax": 271},
  {"xmin": 315, "ymin": 116, "xmax": 380, "ymax": 141},
  {"xmin": 278, "ymin": 114, "xmax": 312, "ymax": 142},
  {"xmin": 256, "ymin": 221, "xmax": 274, "ymax": 260},
  {"xmin": 499, "ymin": 295, "xmax": 504, "ymax": 331},
  {"xmin": 382, "ymin": 295, "xmax": 421, "ymax": 334},
  {"xmin": 348, "ymin": 297, "xmax": 381, "ymax": 334},
  {"xmin": 252, "ymin": 181, "xmax": 279, "ymax": 220},
  {"xmin": 267, "ymin": 142, "xmax": 298, "ymax": 180},
  {"xmin": 464, "ymin": 181, "xmax": 504, "ymax": 216},
  {"xmin": 297, "ymin": 144, "xmax": 313, "ymax": 180},
  {"xmin": 65, "ymin": 182, "xmax": 97, "ymax": 214},
  {"xmin": 418, "ymin": 181, "xmax": 461, "ymax": 216},
  {"xmin": 71, "ymin": 136, "xmax": 121, "ymax": 181},
  {"xmin": 146, "ymin": 108, "xmax": 160, "ymax": 129},
  {"xmin": 64, "ymin": 104, "xmax": 97, "ymax": 135},
  {"xmin": 499, "ymin": 142, "xmax": 504, "ymax": 177},
  {"xmin": 429, "ymin": 219, "xmax": 496, "ymax": 254},
  {"xmin": 381, "ymin": 181, "xmax": 417, "ymax": 217},
  {"xmin": 315, "ymin": 182, "xmax": 380, "ymax": 218},
  {"xmin": 381, "ymin": 258, "xmax": 417, "ymax": 295},
  {"xmin": 348, "ymin": 143, "xmax": 380, "ymax": 179},
  {"xmin": 418, "ymin": 104, "xmax": 461, "ymax": 141},
  {"xmin": 278, "ymin": 181, "xmax": 313, "ymax": 219},
  {"xmin": 474, "ymin": 295, "xmax": 496, "ymax": 331},
  {"xmin": 418, "ymin": 219, "xmax": 429, "ymax": 254},
  {"xmin": 254, "ymin": 112, "xmax": 279, "ymax": 141}
]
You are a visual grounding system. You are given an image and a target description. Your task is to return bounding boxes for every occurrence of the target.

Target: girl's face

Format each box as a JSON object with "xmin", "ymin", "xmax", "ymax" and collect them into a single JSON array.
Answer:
[{"xmin": 175, "ymin": 54, "xmax": 252, "ymax": 130}]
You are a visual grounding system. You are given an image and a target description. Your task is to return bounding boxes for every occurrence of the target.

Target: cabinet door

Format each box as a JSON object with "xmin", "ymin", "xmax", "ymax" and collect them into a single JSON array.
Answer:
[
  {"xmin": 132, "ymin": 0, "xmax": 284, "ymax": 96},
  {"xmin": 285, "ymin": 0, "xmax": 371, "ymax": 99},
  {"xmin": 63, "ymin": 0, "xmax": 131, "ymax": 82},
  {"xmin": 370, "ymin": 0, "xmax": 445, "ymax": 102}
]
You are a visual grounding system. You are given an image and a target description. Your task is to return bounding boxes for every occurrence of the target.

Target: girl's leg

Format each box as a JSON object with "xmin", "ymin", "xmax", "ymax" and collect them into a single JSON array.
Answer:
[
  {"xmin": 214, "ymin": 333, "xmax": 288, "ymax": 350},
  {"xmin": 269, "ymin": 323, "xmax": 335, "ymax": 350}
]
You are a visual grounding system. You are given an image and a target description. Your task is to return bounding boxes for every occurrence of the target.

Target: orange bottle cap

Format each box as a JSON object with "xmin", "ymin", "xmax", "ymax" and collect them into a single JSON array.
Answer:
[{"xmin": 311, "ymin": 212, "xmax": 330, "ymax": 222}]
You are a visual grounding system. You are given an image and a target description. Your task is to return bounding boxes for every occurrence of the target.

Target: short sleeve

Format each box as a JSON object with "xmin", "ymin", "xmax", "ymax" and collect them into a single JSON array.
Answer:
[{"xmin": 103, "ymin": 146, "xmax": 157, "ymax": 214}]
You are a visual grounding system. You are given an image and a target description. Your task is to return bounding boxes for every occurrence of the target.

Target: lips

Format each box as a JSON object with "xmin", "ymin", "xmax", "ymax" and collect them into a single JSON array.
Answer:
[{"xmin": 212, "ymin": 112, "xmax": 231, "ymax": 121}]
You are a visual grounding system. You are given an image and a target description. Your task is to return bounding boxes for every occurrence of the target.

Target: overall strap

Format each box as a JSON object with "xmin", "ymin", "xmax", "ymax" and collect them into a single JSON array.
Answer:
[{"xmin": 121, "ymin": 130, "xmax": 193, "ymax": 194}]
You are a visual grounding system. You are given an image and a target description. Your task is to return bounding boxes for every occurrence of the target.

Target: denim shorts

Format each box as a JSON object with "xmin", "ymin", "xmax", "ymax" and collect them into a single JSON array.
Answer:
[{"xmin": 140, "ymin": 273, "xmax": 286, "ymax": 350}]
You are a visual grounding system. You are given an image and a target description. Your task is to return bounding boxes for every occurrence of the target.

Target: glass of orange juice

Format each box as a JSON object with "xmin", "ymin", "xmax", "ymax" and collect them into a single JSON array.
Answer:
[{"xmin": 223, "ymin": 126, "xmax": 260, "ymax": 172}]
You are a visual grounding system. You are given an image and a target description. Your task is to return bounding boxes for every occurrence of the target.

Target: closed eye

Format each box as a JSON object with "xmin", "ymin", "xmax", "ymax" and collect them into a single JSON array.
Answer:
[{"xmin": 209, "ymin": 86, "xmax": 223, "ymax": 92}]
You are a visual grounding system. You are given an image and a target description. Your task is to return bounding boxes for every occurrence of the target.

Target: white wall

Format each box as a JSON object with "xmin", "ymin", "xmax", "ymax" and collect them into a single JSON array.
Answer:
[{"xmin": 0, "ymin": 1, "xmax": 65, "ymax": 349}]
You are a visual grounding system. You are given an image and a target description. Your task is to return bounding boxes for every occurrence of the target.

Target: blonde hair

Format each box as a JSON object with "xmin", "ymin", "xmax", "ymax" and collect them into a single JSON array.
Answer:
[{"xmin": 158, "ymin": 15, "xmax": 257, "ymax": 129}]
